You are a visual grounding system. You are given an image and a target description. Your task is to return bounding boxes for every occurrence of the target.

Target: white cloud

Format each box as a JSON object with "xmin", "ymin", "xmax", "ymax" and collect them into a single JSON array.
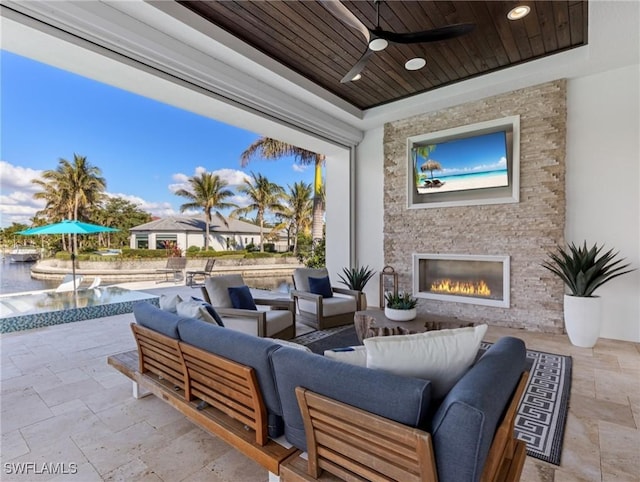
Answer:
[
  {"xmin": 230, "ymin": 193, "xmax": 250, "ymax": 208},
  {"xmin": 292, "ymin": 163, "xmax": 307, "ymax": 173},
  {"xmin": 106, "ymin": 192, "xmax": 177, "ymax": 218},
  {"xmin": 212, "ymin": 168, "xmax": 250, "ymax": 186},
  {"xmin": 169, "ymin": 167, "xmax": 250, "ymax": 194},
  {"xmin": 0, "ymin": 161, "xmax": 46, "ymax": 226}
]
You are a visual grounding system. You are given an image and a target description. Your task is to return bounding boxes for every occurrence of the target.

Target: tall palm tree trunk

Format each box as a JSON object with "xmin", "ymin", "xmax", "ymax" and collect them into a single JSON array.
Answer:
[{"xmin": 311, "ymin": 160, "xmax": 323, "ymax": 243}]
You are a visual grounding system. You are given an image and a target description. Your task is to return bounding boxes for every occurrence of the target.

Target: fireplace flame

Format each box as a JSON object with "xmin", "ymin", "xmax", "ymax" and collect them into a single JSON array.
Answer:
[{"xmin": 430, "ymin": 279, "xmax": 491, "ymax": 297}]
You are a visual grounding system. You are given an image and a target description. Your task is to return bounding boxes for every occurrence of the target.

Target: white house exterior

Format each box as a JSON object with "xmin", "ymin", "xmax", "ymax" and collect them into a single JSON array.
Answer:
[{"xmin": 129, "ymin": 216, "xmax": 289, "ymax": 252}]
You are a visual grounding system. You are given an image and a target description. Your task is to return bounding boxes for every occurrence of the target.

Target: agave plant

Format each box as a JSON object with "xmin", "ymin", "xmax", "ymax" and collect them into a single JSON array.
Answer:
[
  {"xmin": 338, "ymin": 265, "xmax": 375, "ymax": 291},
  {"xmin": 542, "ymin": 242, "xmax": 635, "ymax": 297},
  {"xmin": 384, "ymin": 291, "xmax": 418, "ymax": 310}
]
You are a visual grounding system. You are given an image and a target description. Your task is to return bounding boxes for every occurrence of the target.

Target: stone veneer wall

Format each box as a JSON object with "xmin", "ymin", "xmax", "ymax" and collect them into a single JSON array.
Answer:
[{"xmin": 383, "ymin": 80, "xmax": 566, "ymax": 333}]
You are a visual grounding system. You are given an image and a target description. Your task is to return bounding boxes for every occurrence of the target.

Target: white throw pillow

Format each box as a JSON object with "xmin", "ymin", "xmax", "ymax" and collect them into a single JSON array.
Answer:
[
  {"xmin": 176, "ymin": 299, "xmax": 217, "ymax": 325},
  {"xmin": 159, "ymin": 294, "xmax": 183, "ymax": 313},
  {"xmin": 364, "ymin": 324, "xmax": 488, "ymax": 399},
  {"xmin": 324, "ymin": 346, "xmax": 367, "ymax": 367}
]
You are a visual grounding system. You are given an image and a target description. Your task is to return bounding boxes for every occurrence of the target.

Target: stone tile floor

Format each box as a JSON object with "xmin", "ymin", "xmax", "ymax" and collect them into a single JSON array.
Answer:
[{"xmin": 1, "ymin": 308, "xmax": 639, "ymax": 481}]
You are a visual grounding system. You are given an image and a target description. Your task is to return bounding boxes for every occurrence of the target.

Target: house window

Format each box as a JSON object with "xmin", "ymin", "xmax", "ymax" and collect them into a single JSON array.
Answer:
[
  {"xmin": 156, "ymin": 234, "xmax": 177, "ymax": 250},
  {"xmin": 136, "ymin": 235, "xmax": 148, "ymax": 249}
]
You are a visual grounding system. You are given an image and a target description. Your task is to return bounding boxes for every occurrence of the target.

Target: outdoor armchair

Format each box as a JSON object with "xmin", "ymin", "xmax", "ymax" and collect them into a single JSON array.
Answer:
[
  {"xmin": 291, "ymin": 267, "xmax": 361, "ymax": 330},
  {"xmin": 201, "ymin": 274, "xmax": 295, "ymax": 340},
  {"xmin": 155, "ymin": 256, "xmax": 187, "ymax": 283},
  {"xmin": 186, "ymin": 258, "xmax": 215, "ymax": 287}
]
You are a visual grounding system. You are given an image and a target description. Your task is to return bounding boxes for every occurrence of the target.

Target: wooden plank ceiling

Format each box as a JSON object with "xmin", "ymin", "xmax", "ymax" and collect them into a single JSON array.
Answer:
[{"xmin": 179, "ymin": 1, "xmax": 588, "ymax": 110}]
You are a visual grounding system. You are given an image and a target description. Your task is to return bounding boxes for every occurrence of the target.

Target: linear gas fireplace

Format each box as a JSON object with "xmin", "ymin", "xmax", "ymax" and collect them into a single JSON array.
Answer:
[{"xmin": 413, "ymin": 254, "xmax": 510, "ymax": 308}]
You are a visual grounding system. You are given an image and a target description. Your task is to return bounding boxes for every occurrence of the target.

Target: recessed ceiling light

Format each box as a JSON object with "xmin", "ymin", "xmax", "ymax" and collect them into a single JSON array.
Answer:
[
  {"xmin": 507, "ymin": 5, "xmax": 530, "ymax": 20},
  {"xmin": 351, "ymin": 73, "xmax": 362, "ymax": 81},
  {"xmin": 368, "ymin": 38, "xmax": 389, "ymax": 52},
  {"xmin": 405, "ymin": 58, "xmax": 426, "ymax": 71}
]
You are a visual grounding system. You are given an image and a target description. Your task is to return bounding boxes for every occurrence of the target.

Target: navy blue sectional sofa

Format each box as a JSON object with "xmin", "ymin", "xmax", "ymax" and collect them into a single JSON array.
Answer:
[{"xmin": 130, "ymin": 302, "xmax": 527, "ymax": 482}]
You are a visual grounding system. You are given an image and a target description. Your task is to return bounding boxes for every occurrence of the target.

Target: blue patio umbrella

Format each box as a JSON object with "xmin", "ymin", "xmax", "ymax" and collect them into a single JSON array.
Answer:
[{"xmin": 19, "ymin": 220, "xmax": 119, "ymax": 292}]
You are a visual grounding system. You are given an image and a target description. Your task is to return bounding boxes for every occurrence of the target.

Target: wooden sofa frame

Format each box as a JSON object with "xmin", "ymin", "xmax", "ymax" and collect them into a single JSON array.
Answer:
[
  {"xmin": 107, "ymin": 323, "xmax": 296, "ymax": 474},
  {"xmin": 280, "ymin": 372, "xmax": 529, "ymax": 482}
]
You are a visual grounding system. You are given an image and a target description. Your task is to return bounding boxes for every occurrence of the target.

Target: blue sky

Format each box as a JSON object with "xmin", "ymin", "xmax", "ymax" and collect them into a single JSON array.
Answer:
[
  {"xmin": 0, "ymin": 51, "xmax": 316, "ymax": 227},
  {"xmin": 415, "ymin": 131, "xmax": 507, "ymax": 176}
]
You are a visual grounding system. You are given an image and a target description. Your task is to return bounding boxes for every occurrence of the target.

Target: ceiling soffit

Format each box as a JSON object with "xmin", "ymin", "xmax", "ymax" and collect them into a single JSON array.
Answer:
[{"xmin": 179, "ymin": 1, "xmax": 589, "ymax": 110}]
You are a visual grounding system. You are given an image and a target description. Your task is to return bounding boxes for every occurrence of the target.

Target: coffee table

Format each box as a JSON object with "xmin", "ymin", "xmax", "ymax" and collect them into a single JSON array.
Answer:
[{"xmin": 354, "ymin": 309, "xmax": 475, "ymax": 343}]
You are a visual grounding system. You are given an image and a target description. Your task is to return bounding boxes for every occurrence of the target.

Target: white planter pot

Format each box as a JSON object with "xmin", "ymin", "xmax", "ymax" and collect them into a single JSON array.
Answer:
[
  {"xmin": 564, "ymin": 294, "xmax": 602, "ymax": 348},
  {"xmin": 384, "ymin": 307, "xmax": 417, "ymax": 322}
]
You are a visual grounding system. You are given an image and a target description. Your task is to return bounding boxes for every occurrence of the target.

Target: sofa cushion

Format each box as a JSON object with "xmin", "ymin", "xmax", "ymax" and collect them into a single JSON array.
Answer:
[
  {"xmin": 228, "ymin": 285, "xmax": 258, "ymax": 310},
  {"xmin": 430, "ymin": 336, "xmax": 527, "ymax": 482},
  {"xmin": 364, "ymin": 324, "xmax": 488, "ymax": 399},
  {"xmin": 271, "ymin": 347, "xmax": 432, "ymax": 451},
  {"xmin": 308, "ymin": 276, "xmax": 333, "ymax": 298},
  {"xmin": 133, "ymin": 302, "xmax": 182, "ymax": 339},
  {"xmin": 159, "ymin": 294, "xmax": 183, "ymax": 313},
  {"xmin": 203, "ymin": 274, "xmax": 245, "ymax": 308},
  {"xmin": 177, "ymin": 317, "xmax": 284, "ymax": 437}
]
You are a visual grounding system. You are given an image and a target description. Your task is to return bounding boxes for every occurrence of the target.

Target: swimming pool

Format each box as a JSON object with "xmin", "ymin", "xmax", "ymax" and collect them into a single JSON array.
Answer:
[{"xmin": 0, "ymin": 287, "xmax": 159, "ymax": 333}]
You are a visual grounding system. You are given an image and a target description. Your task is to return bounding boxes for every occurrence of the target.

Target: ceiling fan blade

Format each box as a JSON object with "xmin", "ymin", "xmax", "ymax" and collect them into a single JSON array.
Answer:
[
  {"xmin": 319, "ymin": 0, "xmax": 370, "ymax": 43},
  {"xmin": 340, "ymin": 48, "xmax": 374, "ymax": 83},
  {"xmin": 373, "ymin": 23, "xmax": 476, "ymax": 44}
]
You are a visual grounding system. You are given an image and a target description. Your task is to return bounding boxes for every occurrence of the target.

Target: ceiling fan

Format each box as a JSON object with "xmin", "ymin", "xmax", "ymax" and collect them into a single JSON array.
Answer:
[{"xmin": 320, "ymin": 0, "xmax": 475, "ymax": 83}]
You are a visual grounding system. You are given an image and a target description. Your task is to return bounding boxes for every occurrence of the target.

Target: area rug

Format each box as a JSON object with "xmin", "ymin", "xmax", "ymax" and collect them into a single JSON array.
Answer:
[{"xmin": 293, "ymin": 326, "xmax": 572, "ymax": 466}]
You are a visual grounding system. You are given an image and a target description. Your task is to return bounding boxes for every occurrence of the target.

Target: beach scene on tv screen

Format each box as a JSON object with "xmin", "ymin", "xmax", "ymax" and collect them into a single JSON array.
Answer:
[{"xmin": 413, "ymin": 130, "xmax": 509, "ymax": 195}]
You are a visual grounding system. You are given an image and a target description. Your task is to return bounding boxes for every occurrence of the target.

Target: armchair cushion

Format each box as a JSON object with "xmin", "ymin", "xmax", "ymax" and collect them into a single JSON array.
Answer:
[
  {"xmin": 298, "ymin": 296, "xmax": 357, "ymax": 317},
  {"xmin": 293, "ymin": 267, "xmax": 329, "ymax": 292},
  {"xmin": 308, "ymin": 276, "xmax": 333, "ymax": 298},
  {"xmin": 176, "ymin": 299, "xmax": 219, "ymax": 325},
  {"xmin": 203, "ymin": 274, "xmax": 245, "ymax": 307},
  {"xmin": 228, "ymin": 285, "xmax": 258, "ymax": 310},
  {"xmin": 222, "ymin": 310, "xmax": 293, "ymax": 338}
]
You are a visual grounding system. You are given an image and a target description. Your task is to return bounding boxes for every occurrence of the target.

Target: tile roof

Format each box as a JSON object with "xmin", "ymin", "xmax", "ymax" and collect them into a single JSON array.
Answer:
[{"xmin": 130, "ymin": 215, "xmax": 263, "ymax": 234}]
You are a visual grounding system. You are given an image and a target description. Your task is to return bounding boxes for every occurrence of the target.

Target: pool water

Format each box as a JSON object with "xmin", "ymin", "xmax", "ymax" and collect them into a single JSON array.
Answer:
[{"xmin": 0, "ymin": 286, "xmax": 159, "ymax": 333}]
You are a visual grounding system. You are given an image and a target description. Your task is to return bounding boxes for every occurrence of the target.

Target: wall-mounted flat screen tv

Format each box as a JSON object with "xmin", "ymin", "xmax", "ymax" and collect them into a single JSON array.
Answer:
[{"xmin": 407, "ymin": 116, "xmax": 520, "ymax": 209}]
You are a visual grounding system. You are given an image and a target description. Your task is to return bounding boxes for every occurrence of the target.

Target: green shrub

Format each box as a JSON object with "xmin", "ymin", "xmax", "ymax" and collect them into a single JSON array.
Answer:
[
  {"xmin": 186, "ymin": 246, "xmax": 201, "ymax": 253},
  {"xmin": 244, "ymin": 252, "xmax": 276, "ymax": 259},
  {"xmin": 263, "ymin": 243, "xmax": 276, "ymax": 253}
]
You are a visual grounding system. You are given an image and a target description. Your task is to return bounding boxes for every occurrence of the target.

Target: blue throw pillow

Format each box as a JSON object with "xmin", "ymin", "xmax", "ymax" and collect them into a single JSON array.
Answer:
[
  {"xmin": 228, "ymin": 285, "xmax": 258, "ymax": 310},
  {"xmin": 308, "ymin": 276, "xmax": 333, "ymax": 298},
  {"xmin": 190, "ymin": 296, "xmax": 225, "ymax": 327}
]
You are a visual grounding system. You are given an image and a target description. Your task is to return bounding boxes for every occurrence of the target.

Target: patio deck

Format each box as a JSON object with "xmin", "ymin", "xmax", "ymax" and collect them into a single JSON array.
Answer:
[{"xmin": 0, "ymin": 287, "xmax": 638, "ymax": 481}]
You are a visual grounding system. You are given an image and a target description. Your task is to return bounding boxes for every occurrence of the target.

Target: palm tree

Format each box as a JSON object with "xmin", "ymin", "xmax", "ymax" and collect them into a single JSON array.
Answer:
[
  {"xmin": 174, "ymin": 172, "xmax": 237, "ymax": 251},
  {"xmin": 32, "ymin": 154, "xmax": 106, "ymax": 252},
  {"xmin": 278, "ymin": 181, "xmax": 313, "ymax": 255},
  {"xmin": 240, "ymin": 137, "xmax": 325, "ymax": 244},
  {"xmin": 231, "ymin": 172, "xmax": 285, "ymax": 252}
]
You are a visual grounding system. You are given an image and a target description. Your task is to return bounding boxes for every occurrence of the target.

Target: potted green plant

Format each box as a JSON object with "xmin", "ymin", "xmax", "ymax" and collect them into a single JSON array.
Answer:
[
  {"xmin": 384, "ymin": 291, "xmax": 418, "ymax": 322},
  {"xmin": 542, "ymin": 241, "xmax": 635, "ymax": 347},
  {"xmin": 338, "ymin": 265, "xmax": 375, "ymax": 309}
]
